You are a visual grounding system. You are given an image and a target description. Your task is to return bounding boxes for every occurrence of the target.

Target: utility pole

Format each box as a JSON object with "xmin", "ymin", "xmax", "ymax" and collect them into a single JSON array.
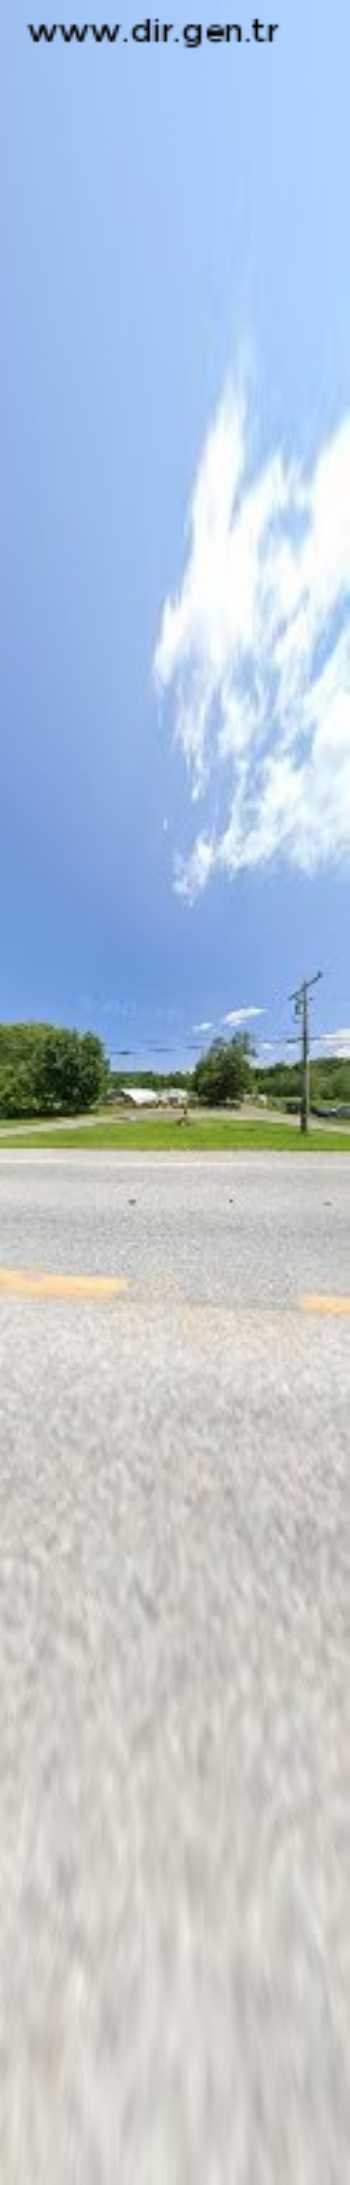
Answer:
[{"xmin": 288, "ymin": 973, "xmax": 322, "ymax": 1133}]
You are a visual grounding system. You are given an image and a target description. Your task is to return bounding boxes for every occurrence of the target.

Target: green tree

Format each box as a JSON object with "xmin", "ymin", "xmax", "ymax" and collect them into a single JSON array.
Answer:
[
  {"xmin": 70, "ymin": 1032, "xmax": 107, "ymax": 1110},
  {"xmin": 0, "ymin": 1062, "xmax": 36, "ymax": 1118},
  {"xmin": 33, "ymin": 1029, "xmax": 107, "ymax": 1113},
  {"xmin": 192, "ymin": 1035, "xmax": 252, "ymax": 1106},
  {"xmin": 0, "ymin": 1023, "xmax": 108, "ymax": 1117}
]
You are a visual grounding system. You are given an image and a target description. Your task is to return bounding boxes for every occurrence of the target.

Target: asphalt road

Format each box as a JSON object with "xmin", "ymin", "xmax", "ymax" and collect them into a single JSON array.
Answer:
[{"xmin": 0, "ymin": 1151, "xmax": 350, "ymax": 2184}]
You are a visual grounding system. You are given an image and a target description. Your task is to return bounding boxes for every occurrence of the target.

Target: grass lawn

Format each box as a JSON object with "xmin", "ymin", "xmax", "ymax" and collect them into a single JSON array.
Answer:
[{"xmin": 0, "ymin": 1117, "xmax": 350, "ymax": 1151}]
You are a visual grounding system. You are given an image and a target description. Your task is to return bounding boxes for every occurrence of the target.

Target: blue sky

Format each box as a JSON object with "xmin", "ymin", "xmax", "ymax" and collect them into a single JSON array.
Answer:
[{"xmin": 1, "ymin": 3, "xmax": 349, "ymax": 1069}]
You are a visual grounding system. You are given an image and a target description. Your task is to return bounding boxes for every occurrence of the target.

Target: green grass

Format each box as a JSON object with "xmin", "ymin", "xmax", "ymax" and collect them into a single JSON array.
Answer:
[{"xmin": 1, "ymin": 1116, "xmax": 350, "ymax": 1151}]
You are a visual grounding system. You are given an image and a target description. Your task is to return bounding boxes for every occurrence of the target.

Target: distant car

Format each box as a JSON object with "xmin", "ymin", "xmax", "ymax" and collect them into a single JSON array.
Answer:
[{"xmin": 311, "ymin": 1104, "xmax": 350, "ymax": 1120}]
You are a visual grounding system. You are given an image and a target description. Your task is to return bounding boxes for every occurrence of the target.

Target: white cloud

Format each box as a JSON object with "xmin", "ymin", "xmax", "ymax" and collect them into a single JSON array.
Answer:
[
  {"xmin": 318, "ymin": 1027, "xmax": 350, "ymax": 1057},
  {"xmin": 154, "ymin": 386, "xmax": 350, "ymax": 897},
  {"xmin": 222, "ymin": 1005, "xmax": 264, "ymax": 1026},
  {"xmin": 193, "ymin": 1020, "xmax": 213, "ymax": 1032}
]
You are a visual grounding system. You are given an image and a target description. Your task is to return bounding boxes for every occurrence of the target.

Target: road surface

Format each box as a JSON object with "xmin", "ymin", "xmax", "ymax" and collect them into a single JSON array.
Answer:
[{"xmin": 0, "ymin": 1151, "xmax": 349, "ymax": 2184}]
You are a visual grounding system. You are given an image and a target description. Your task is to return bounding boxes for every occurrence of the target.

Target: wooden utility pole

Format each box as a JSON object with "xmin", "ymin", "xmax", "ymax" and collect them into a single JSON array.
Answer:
[{"xmin": 289, "ymin": 973, "xmax": 322, "ymax": 1133}]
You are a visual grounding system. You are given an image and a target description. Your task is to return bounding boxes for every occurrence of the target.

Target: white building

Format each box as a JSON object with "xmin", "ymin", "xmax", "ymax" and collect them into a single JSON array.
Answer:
[{"xmin": 120, "ymin": 1085, "xmax": 159, "ymax": 1107}]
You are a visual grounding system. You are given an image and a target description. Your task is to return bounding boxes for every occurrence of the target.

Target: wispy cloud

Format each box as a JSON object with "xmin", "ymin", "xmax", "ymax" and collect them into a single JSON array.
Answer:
[
  {"xmin": 193, "ymin": 1020, "xmax": 213, "ymax": 1032},
  {"xmin": 222, "ymin": 1005, "xmax": 264, "ymax": 1026},
  {"xmin": 154, "ymin": 384, "xmax": 350, "ymax": 898}
]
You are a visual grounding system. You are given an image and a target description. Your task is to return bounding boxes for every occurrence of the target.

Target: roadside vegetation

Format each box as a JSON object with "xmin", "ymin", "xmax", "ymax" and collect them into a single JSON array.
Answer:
[
  {"xmin": 0, "ymin": 1021, "xmax": 350, "ymax": 1137},
  {"xmin": 0, "ymin": 1024, "xmax": 106, "ymax": 1118},
  {"xmin": 112, "ymin": 1039, "xmax": 350, "ymax": 1115}
]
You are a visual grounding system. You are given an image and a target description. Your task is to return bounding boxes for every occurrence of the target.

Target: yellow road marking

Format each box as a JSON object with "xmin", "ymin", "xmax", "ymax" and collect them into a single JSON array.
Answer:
[
  {"xmin": 300, "ymin": 1295, "xmax": 350, "ymax": 1317},
  {"xmin": 1, "ymin": 1272, "xmax": 348, "ymax": 1315},
  {"xmin": 0, "ymin": 1269, "xmax": 128, "ymax": 1300}
]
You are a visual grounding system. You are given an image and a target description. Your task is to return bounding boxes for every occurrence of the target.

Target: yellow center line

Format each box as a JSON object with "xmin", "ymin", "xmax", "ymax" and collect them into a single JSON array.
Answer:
[
  {"xmin": 0, "ymin": 1269, "xmax": 128, "ymax": 1300},
  {"xmin": 300, "ymin": 1295, "xmax": 350, "ymax": 1317},
  {"xmin": 1, "ymin": 1272, "xmax": 349, "ymax": 1315}
]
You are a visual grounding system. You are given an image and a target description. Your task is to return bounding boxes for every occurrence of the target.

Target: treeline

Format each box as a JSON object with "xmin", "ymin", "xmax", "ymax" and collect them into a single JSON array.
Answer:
[
  {"xmin": 0, "ymin": 1025, "xmax": 107, "ymax": 1117},
  {"xmin": 254, "ymin": 1057, "xmax": 350, "ymax": 1106},
  {"xmin": 109, "ymin": 1069, "xmax": 192, "ymax": 1094},
  {"xmin": 1, "ymin": 1024, "xmax": 349, "ymax": 1118},
  {"xmin": 112, "ymin": 1048, "xmax": 350, "ymax": 1108}
]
